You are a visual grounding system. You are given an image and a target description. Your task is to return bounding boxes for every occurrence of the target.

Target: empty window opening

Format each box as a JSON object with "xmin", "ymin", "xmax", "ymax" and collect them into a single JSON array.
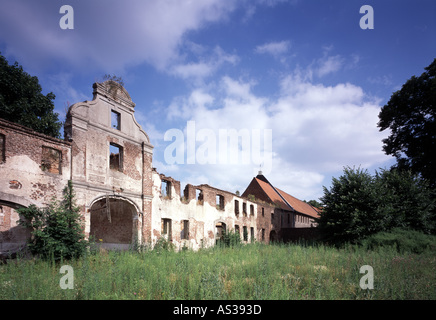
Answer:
[
  {"xmin": 196, "ymin": 189, "xmax": 203, "ymax": 205},
  {"xmin": 181, "ymin": 220, "xmax": 189, "ymax": 240},
  {"xmin": 243, "ymin": 226, "xmax": 248, "ymax": 241},
  {"xmin": 243, "ymin": 202, "xmax": 247, "ymax": 217},
  {"xmin": 234, "ymin": 200, "xmax": 240, "ymax": 216},
  {"xmin": 250, "ymin": 227, "xmax": 254, "ymax": 242},
  {"xmin": 0, "ymin": 205, "xmax": 4, "ymax": 225},
  {"xmin": 261, "ymin": 228, "xmax": 265, "ymax": 241},
  {"xmin": 41, "ymin": 146, "xmax": 61, "ymax": 174},
  {"xmin": 271, "ymin": 213, "xmax": 274, "ymax": 223},
  {"xmin": 161, "ymin": 218, "xmax": 172, "ymax": 241},
  {"xmin": 250, "ymin": 204, "xmax": 254, "ymax": 216},
  {"xmin": 235, "ymin": 224, "xmax": 240, "ymax": 235},
  {"xmin": 109, "ymin": 143, "xmax": 123, "ymax": 171},
  {"xmin": 261, "ymin": 207, "xmax": 264, "ymax": 217},
  {"xmin": 0, "ymin": 134, "xmax": 5, "ymax": 163},
  {"xmin": 216, "ymin": 222, "xmax": 226, "ymax": 240},
  {"xmin": 161, "ymin": 180, "xmax": 171, "ymax": 198},
  {"xmin": 216, "ymin": 194, "xmax": 224, "ymax": 210},
  {"xmin": 111, "ymin": 110, "xmax": 120, "ymax": 130}
]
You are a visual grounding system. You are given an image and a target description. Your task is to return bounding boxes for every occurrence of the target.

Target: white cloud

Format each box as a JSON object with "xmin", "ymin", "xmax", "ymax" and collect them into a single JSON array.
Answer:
[
  {"xmin": 160, "ymin": 72, "xmax": 391, "ymax": 200},
  {"xmin": 172, "ymin": 62, "xmax": 214, "ymax": 80},
  {"xmin": 271, "ymin": 74, "xmax": 388, "ymax": 172},
  {"xmin": 367, "ymin": 75, "xmax": 393, "ymax": 86},
  {"xmin": 316, "ymin": 55, "xmax": 344, "ymax": 77},
  {"xmin": 171, "ymin": 46, "xmax": 239, "ymax": 81},
  {"xmin": 166, "ymin": 89, "xmax": 215, "ymax": 121},
  {"xmin": 0, "ymin": 0, "xmax": 238, "ymax": 72},
  {"xmin": 255, "ymin": 40, "xmax": 291, "ymax": 57},
  {"xmin": 241, "ymin": 0, "xmax": 297, "ymax": 22}
]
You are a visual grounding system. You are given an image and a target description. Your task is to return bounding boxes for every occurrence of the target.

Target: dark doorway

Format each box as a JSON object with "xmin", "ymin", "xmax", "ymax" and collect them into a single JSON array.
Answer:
[{"xmin": 90, "ymin": 197, "xmax": 137, "ymax": 249}]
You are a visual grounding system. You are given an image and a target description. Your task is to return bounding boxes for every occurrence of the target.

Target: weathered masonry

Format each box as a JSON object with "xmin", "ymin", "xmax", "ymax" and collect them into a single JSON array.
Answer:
[
  {"xmin": 64, "ymin": 81, "xmax": 154, "ymax": 249},
  {"xmin": 0, "ymin": 118, "xmax": 72, "ymax": 252},
  {"xmin": 242, "ymin": 173, "xmax": 320, "ymax": 242},
  {"xmin": 0, "ymin": 81, "xmax": 319, "ymax": 254},
  {"xmin": 152, "ymin": 171, "xmax": 261, "ymax": 250}
]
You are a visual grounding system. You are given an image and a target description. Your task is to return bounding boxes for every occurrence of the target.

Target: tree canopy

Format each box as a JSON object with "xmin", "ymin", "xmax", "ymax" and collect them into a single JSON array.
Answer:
[
  {"xmin": 378, "ymin": 58, "xmax": 436, "ymax": 187},
  {"xmin": 319, "ymin": 166, "xmax": 435, "ymax": 245},
  {"xmin": 0, "ymin": 53, "xmax": 62, "ymax": 138}
]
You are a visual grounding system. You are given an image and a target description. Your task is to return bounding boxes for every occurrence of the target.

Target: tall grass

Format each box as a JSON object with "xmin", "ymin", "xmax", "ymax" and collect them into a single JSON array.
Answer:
[{"xmin": 1, "ymin": 242, "xmax": 435, "ymax": 300}]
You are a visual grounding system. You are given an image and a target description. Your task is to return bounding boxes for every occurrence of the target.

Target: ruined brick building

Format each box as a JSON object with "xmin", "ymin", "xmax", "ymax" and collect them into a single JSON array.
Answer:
[{"xmin": 0, "ymin": 81, "xmax": 319, "ymax": 254}]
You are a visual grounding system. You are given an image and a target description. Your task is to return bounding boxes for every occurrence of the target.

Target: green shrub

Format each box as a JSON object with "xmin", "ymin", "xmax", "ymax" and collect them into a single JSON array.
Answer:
[
  {"xmin": 17, "ymin": 180, "xmax": 87, "ymax": 261},
  {"xmin": 153, "ymin": 236, "xmax": 175, "ymax": 252},
  {"xmin": 215, "ymin": 230, "xmax": 242, "ymax": 248},
  {"xmin": 319, "ymin": 167, "xmax": 436, "ymax": 246},
  {"xmin": 362, "ymin": 228, "xmax": 436, "ymax": 254}
]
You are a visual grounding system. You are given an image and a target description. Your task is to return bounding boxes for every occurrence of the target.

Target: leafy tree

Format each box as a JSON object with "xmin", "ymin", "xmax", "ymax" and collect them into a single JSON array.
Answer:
[
  {"xmin": 0, "ymin": 53, "xmax": 62, "ymax": 138},
  {"xmin": 374, "ymin": 168, "xmax": 435, "ymax": 234},
  {"xmin": 319, "ymin": 167, "xmax": 382, "ymax": 245},
  {"xmin": 18, "ymin": 181, "xmax": 87, "ymax": 260},
  {"xmin": 305, "ymin": 199, "xmax": 322, "ymax": 209},
  {"xmin": 378, "ymin": 58, "xmax": 436, "ymax": 187},
  {"xmin": 319, "ymin": 166, "xmax": 436, "ymax": 245}
]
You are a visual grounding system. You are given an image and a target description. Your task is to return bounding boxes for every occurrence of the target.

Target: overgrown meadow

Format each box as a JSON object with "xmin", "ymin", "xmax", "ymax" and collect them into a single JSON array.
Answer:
[{"xmin": 1, "ymin": 242, "xmax": 435, "ymax": 300}]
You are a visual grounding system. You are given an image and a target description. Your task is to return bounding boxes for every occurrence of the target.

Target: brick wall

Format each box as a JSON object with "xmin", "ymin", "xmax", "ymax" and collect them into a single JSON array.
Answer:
[
  {"xmin": 0, "ymin": 118, "xmax": 71, "ymax": 206},
  {"xmin": 0, "ymin": 118, "xmax": 72, "ymax": 252}
]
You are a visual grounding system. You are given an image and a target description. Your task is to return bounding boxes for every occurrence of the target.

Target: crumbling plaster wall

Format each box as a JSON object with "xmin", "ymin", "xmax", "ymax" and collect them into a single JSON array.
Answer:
[
  {"xmin": 64, "ymin": 81, "xmax": 153, "ymax": 246},
  {"xmin": 0, "ymin": 119, "xmax": 72, "ymax": 251},
  {"xmin": 1, "ymin": 80, "xmax": 304, "ymax": 252},
  {"xmin": 151, "ymin": 170, "xmax": 259, "ymax": 250}
]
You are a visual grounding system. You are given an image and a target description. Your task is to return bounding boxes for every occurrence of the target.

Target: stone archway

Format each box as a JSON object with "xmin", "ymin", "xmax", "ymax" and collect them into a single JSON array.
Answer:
[
  {"xmin": 89, "ymin": 196, "xmax": 140, "ymax": 249},
  {"xmin": 0, "ymin": 194, "xmax": 34, "ymax": 253}
]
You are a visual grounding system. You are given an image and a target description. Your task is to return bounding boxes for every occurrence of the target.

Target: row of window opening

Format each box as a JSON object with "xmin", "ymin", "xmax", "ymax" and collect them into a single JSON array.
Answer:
[
  {"xmin": 234, "ymin": 200, "xmax": 255, "ymax": 217},
  {"xmin": 1, "ymin": 133, "xmax": 124, "ymax": 174}
]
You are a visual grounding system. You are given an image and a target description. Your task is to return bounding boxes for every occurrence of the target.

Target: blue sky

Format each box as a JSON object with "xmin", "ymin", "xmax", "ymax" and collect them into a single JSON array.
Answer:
[{"xmin": 0, "ymin": 0, "xmax": 435, "ymax": 201}]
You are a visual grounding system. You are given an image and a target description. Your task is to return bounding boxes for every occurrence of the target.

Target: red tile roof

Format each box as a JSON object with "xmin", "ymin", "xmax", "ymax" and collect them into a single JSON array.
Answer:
[
  {"xmin": 254, "ymin": 178, "xmax": 289, "ymax": 210},
  {"xmin": 275, "ymin": 187, "xmax": 319, "ymax": 219},
  {"xmin": 254, "ymin": 177, "xmax": 319, "ymax": 219}
]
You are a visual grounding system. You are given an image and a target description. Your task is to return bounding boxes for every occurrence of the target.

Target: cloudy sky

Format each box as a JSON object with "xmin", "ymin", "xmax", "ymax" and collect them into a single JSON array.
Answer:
[{"xmin": 0, "ymin": 0, "xmax": 435, "ymax": 201}]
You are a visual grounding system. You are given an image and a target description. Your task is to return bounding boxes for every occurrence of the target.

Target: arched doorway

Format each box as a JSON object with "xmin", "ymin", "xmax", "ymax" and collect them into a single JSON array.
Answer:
[
  {"xmin": 0, "ymin": 202, "xmax": 31, "ymax": 253},
  {"xmin": 89, "ymin": 196, "xmax": 140, "ymax": 250},
  {"xmin": 0, "ymin": 193, "xmax": 35, "ymax": 254}
]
